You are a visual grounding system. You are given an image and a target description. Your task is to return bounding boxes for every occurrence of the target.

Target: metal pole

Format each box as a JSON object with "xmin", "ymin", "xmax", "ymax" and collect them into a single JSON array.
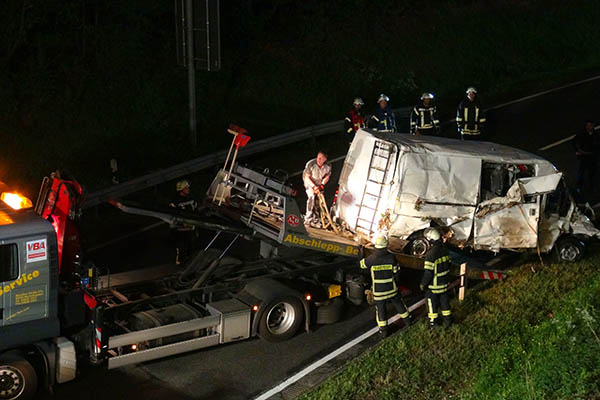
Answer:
[{"xmin": 185, "ymin": 0, "xmax": 197, "ymax": 149}]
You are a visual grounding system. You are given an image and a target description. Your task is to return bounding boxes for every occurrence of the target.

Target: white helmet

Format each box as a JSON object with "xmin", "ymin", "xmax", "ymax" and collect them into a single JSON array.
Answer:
[
  {"xmin": 377, "ymin": 94, "xmax": 390, "ymax": 103},
  {"xmin": 373, "ymin": 234, "xmax": 388, "ymax": 249},
  {"xmin": 353, "ymin": 97, "xmax": 364, "ymax": 106},
  {"xmin": 421, "ymin": 92, "xmax": 434, "ymax": 100},
  {"xmin": 424, "ymin": 227, "xmax": 441, "ymax": 242},
  {"xmin": 466, "ymin": 87, "xmax": 477, "ymax": 95}
]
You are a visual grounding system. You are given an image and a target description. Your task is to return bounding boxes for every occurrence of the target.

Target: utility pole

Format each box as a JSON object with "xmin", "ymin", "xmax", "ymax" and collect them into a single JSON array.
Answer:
[{"xmin": 185, "ymin": 0, "xmax": 197, "ymax": 149}]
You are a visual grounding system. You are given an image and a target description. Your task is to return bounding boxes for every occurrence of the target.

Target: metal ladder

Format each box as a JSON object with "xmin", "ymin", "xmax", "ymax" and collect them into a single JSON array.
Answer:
[{"xmin": 355, "ymin": 140, "xmax": 393, "ymax": 235}]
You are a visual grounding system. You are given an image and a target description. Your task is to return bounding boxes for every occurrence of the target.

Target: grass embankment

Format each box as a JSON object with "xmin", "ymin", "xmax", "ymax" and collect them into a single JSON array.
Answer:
[
  {"xmin": 302, "ymin": 256, "xmax": 600, "ymax": 400},
  {"xmin": 3, "ymin": 1, "xmax": 600, "ymax": 195}
]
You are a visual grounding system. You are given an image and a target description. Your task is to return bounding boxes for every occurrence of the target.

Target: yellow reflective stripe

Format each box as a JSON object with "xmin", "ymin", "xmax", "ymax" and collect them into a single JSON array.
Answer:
[
  {"xmin": 475, "ymin": 107, "xmax": 479, "ymax": 121},
  {"xmin": 431, "ymin": 288, "xmax": 448, "ymax": 294},
  {"xmin": 345, "ymin": 117, "xmax": 351, "ymax": 122},
  {"xmin": 347, "ymin": 127, "xmax": 353, "ymax": 133},
  {"xmin": 424, "ymin": 261, "xmax": 435, "ymax": 270},
  {"xmin": 441, "ymin": 310, "xmax": 452, "ymax": 316},
  {"xmin": 479, "ymin": 118, "xmax": 486, "ymax": 122},
  {"xmin": 464, "ymin": 108, "xmax": 468, "ymax": 121},
  {"xmin": 399, "ymin": 311, "xmax": 410, "ymax": 318},
  {"xmin": 393, "ymin": 265, "xmax": 398, "ymax": 274},
  {"xmin": 374, "ymin": 291, "xmax": 398, "ymax": 301},
  {"xmin": 429, "ymin": 284, "xmax": 449, "ymax": 289},
  {"xmin": 456, "ymin": 117, "xmax": 463, "ymax": 122},
  {"xmin": 372, "ymin": 264, "xmax": 393, "ymax": 271},
  {"xmin": 434, "ymin": 256, "xmax": 450, "ymax": 265},
  {"xmin": 374, "ymin": 287, "xmax": 397, "ymax": 296},
  {"xmin": 372, "ymin": 116, "xmax": 380, "ymax": 122},
  {"xmin": 360, "ymin": 259, "xmax": 367, "ymax": 269},
  {"xmin": 373, "ymin": 278, "xmax": 394, "ymax": 284},
  {"xmin": 433, "ymin": 119, "xmax": 440, "ymax": 124}
]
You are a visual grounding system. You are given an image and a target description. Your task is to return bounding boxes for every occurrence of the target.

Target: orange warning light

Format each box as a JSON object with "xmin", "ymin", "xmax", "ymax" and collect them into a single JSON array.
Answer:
[{"xmin": 1, "ymin": 192, "xmax": 33, "ymax": 210}]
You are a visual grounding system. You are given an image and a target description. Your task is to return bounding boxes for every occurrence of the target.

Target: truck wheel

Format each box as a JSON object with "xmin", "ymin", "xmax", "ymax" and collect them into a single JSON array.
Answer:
[
  {"xmin": 553, "ymin": 237, "xmax": 585, "ymax": 263},
  {"xmin": 316, "ymin": 297, "xmax": 344, "ymax": 324},
  {"xmin": 0, "ymin": 354, "xmax": 38, "ymax": 400},
  {"xmin": 258, "ymin": 297, "xmax": 304, "ymax": 342},
  {"xmin": 407, "ymin": 233, "xmax": 430, "ymax": 257}
]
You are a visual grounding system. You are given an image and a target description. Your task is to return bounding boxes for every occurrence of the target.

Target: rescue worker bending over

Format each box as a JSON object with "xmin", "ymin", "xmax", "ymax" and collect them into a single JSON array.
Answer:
[
  {"xmin": 410, "ymin": 93, "xmax": 440, "ymax": 135},
  {"xmin": 360, "ymin": 235, "xmax": 413, "ymax": 337},
  {"xmin": 456, "ymin": 87, "xmax": 486, "ymax": 140},
  {"xmin": 344, "ymin": 97, "xmax": 366, "ymax": 142},
  {"xmin": 369, "ymin": 94, "xmax": 397, "ymax": 133},
  {"xmin": 419, "ymin": 227, "xmax": 452, "ymax": 328},
  {"xmin": 303, "ymin": 151, "xmax": 331, "ymax": 228},
  {"xmin": 169, "ymin": 180, "xmax": 198, "ymax": 264}
]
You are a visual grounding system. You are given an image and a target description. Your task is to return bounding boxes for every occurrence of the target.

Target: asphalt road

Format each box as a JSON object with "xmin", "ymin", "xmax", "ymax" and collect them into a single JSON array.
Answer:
[{"xmin": 49, "ymin": 75, "xmax": 600, "ymax": 400}]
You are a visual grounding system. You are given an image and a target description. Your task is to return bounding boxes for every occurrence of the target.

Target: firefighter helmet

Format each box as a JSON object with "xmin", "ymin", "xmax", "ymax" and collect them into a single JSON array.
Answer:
[
  {"xmin": 421, "ymin": 92, "xmax": 434, "ymax": 100},
  {"xmin": 373, "ymin": 234, "xmax": 388, "ymax": 249},
  {"xmin": 176, "ymin": 180, "xmax": 190, "ymax": 191},
  {"xmin": 465, "ymin": 87, "xmax": 478, "ymax": 95},
  {"xmin": 377, "ymin": 94, "xmax": 390, "ymax": 103},
  {"xmin": 424, "ymin": 227, "xmax": 441, "ymax": 242},
  {"xmin": 353, "ymin": 97, "xmax": 364, "ymax": 106}
]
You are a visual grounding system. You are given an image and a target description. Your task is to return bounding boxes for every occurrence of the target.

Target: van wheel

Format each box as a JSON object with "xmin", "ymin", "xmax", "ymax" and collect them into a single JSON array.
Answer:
[
  {"xmin": 553, "ymin": 237, "xmax": 585, "ymax": 263},
  {"xmin": 407, "ymin": 233, "xmax": 431, "ymax": 257},
  {"xmin": 258, "ymin": 296, "xmax": 304, "ymax": 342},
  {"xmin": 0, "ymin": 354, "xmax": 38, "ymax": 400}
]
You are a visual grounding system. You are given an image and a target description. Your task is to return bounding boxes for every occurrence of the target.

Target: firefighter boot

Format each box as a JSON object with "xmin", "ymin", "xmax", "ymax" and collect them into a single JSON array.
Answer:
[
  {"xmin": 379, "ymin": 326, "xmax": 389, "ymax": 338},
  {"xmin": 443, "ymin": 316, "xmax": 453, "ymax": 328}
]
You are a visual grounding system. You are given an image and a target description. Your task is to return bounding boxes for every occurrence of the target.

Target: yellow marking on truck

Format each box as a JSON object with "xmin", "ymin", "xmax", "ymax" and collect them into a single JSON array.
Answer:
[
  {"xmin": 15, "ymin": 289, "xmax": 45, "ymax": 305},
  {"xmin": 4, "ymin": 307, "xmax": 31, "ymax": 321},
  {"xmin": 283, "ymin": 234, "xmax": 359, "ymax": 256},
  {"xmin": 0, "ymin": 270, "xmax": 40, "ymax": 298}
]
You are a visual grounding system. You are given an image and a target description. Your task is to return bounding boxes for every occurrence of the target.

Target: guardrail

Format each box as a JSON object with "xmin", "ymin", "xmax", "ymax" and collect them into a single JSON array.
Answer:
[{"xmin": 83, "ymin": 107, "xmax": 412, "ymax": 209}]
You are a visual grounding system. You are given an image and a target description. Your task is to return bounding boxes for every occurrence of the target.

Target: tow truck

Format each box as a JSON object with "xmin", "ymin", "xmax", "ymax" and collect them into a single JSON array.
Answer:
[{"xmin": 0, "ymin": 130, "xmax": 506, "ymax": 399}]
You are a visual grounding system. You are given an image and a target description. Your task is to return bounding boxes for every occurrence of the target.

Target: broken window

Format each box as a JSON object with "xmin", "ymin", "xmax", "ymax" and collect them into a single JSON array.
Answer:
[
  {"xmin": 0, "ymin": 243, "xmax": 19, "ymax": 282},
  {"xmin": 544, "ymin": 179, "xmax": 570, "ymax": 218},
  {"xmin": 479, "ymin": 162, "xmax": 535, "ymax": 202}
]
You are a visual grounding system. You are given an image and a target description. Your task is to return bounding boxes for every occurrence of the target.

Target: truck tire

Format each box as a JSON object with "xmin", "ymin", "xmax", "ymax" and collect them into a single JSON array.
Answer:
[
  {"xmin": 553, "ymin": 237, "xmax": 585, "ymax": 263},
  {"xmin": 315, "ymin": 297, "xmax": 344, "ymax": 324},
  {"xmin": 258, "ymin": 296, "xmax": 304, "ymax": 343},
  {"xmin": 0, "ymin": 354, "xmax": 38, "ymax": 400}
]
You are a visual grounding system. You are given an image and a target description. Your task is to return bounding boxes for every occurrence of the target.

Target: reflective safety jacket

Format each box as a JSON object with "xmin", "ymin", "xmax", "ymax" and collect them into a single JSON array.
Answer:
[
  {"xmin": 169, "ymin": 193, "xmax": 198, "ymax": 231},
  {"xmin": 456, "ymin": 99, "xmax": 486, "ymax": 136},
  {"xmin": 369, "ymin": 107, "xmax": 397, "ymax": 132},
  {"xmin": 420, "ymin": 241, "xmax": 451, "ymax": 294},
  {"xmin": 410, "ymin": 102, "xmax": 439, "ymax": 134},
  {"xmin": 360, "ymin": 249, "xmax": 399, "ymax": 301},
  {"xmin": 344, "ymin": 108, "xmax": 366, "ymax": 136}
]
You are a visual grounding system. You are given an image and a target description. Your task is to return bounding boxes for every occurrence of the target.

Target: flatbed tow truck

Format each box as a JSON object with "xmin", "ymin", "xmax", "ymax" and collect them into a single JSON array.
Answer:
[{"xmin": 0, "ymin": 139, "xmax": 502, "ymax": 399}]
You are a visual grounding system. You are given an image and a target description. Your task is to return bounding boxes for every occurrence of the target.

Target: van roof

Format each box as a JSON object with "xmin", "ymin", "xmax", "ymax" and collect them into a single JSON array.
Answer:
[{"xmin": 362, "ymin": 129, "xmax": 555, "ymax": 167}]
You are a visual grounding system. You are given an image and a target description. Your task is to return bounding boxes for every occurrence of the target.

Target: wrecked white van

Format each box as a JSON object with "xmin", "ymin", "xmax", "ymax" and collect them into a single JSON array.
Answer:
[{"xmin": 333, "ymin": 129, "xmax": 600, "ymax": 262}]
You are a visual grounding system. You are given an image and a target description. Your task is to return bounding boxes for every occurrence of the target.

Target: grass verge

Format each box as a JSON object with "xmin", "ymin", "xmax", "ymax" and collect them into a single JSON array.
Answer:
[{"xmin": 301, "ymin": 255, "xmax": 600, "ymax": 400}]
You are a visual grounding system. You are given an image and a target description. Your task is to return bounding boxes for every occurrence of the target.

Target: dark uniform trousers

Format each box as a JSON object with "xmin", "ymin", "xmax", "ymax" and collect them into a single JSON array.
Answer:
[
  {"xmin": 421, "ymin": 243, "xmax": 452, "ymax": 327},
  {"xmin": 360, "ymin": 249, "xmax": 410, "ymax": 328}
]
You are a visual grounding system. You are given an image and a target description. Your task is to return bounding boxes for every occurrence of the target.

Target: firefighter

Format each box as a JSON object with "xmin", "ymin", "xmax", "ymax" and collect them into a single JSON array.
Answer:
[
  {"xmin": 169, "ymin": 180, "xmax": 198, "ymax": 264},
  {"xmin": 369, "ymin": 94, "xmax": 397, "ymax": 133},
  {"xmin": 573, "ymin": 120, "xmax": 599, "ymax": 200},
  {"xmin": 360, "ymin": 234, "xmax": 413, "ymax": 337},
  {"xmin": 410, "ymin": 93, "xmax": 440, "ymax": 135},
  {"xmin": 303, "ymin": 151, "xmax": 331, "ymax": 228},
  {"xmin": 456, "ymin": 87, "xmax": 486, "ymax": 140},
  {"xmin": 419, "ymin": 227, "xmax": 452, "ymax": 328},
  {"xmin": 344, "ymin": 97, "xmax": 366, "ymax": 142}
]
